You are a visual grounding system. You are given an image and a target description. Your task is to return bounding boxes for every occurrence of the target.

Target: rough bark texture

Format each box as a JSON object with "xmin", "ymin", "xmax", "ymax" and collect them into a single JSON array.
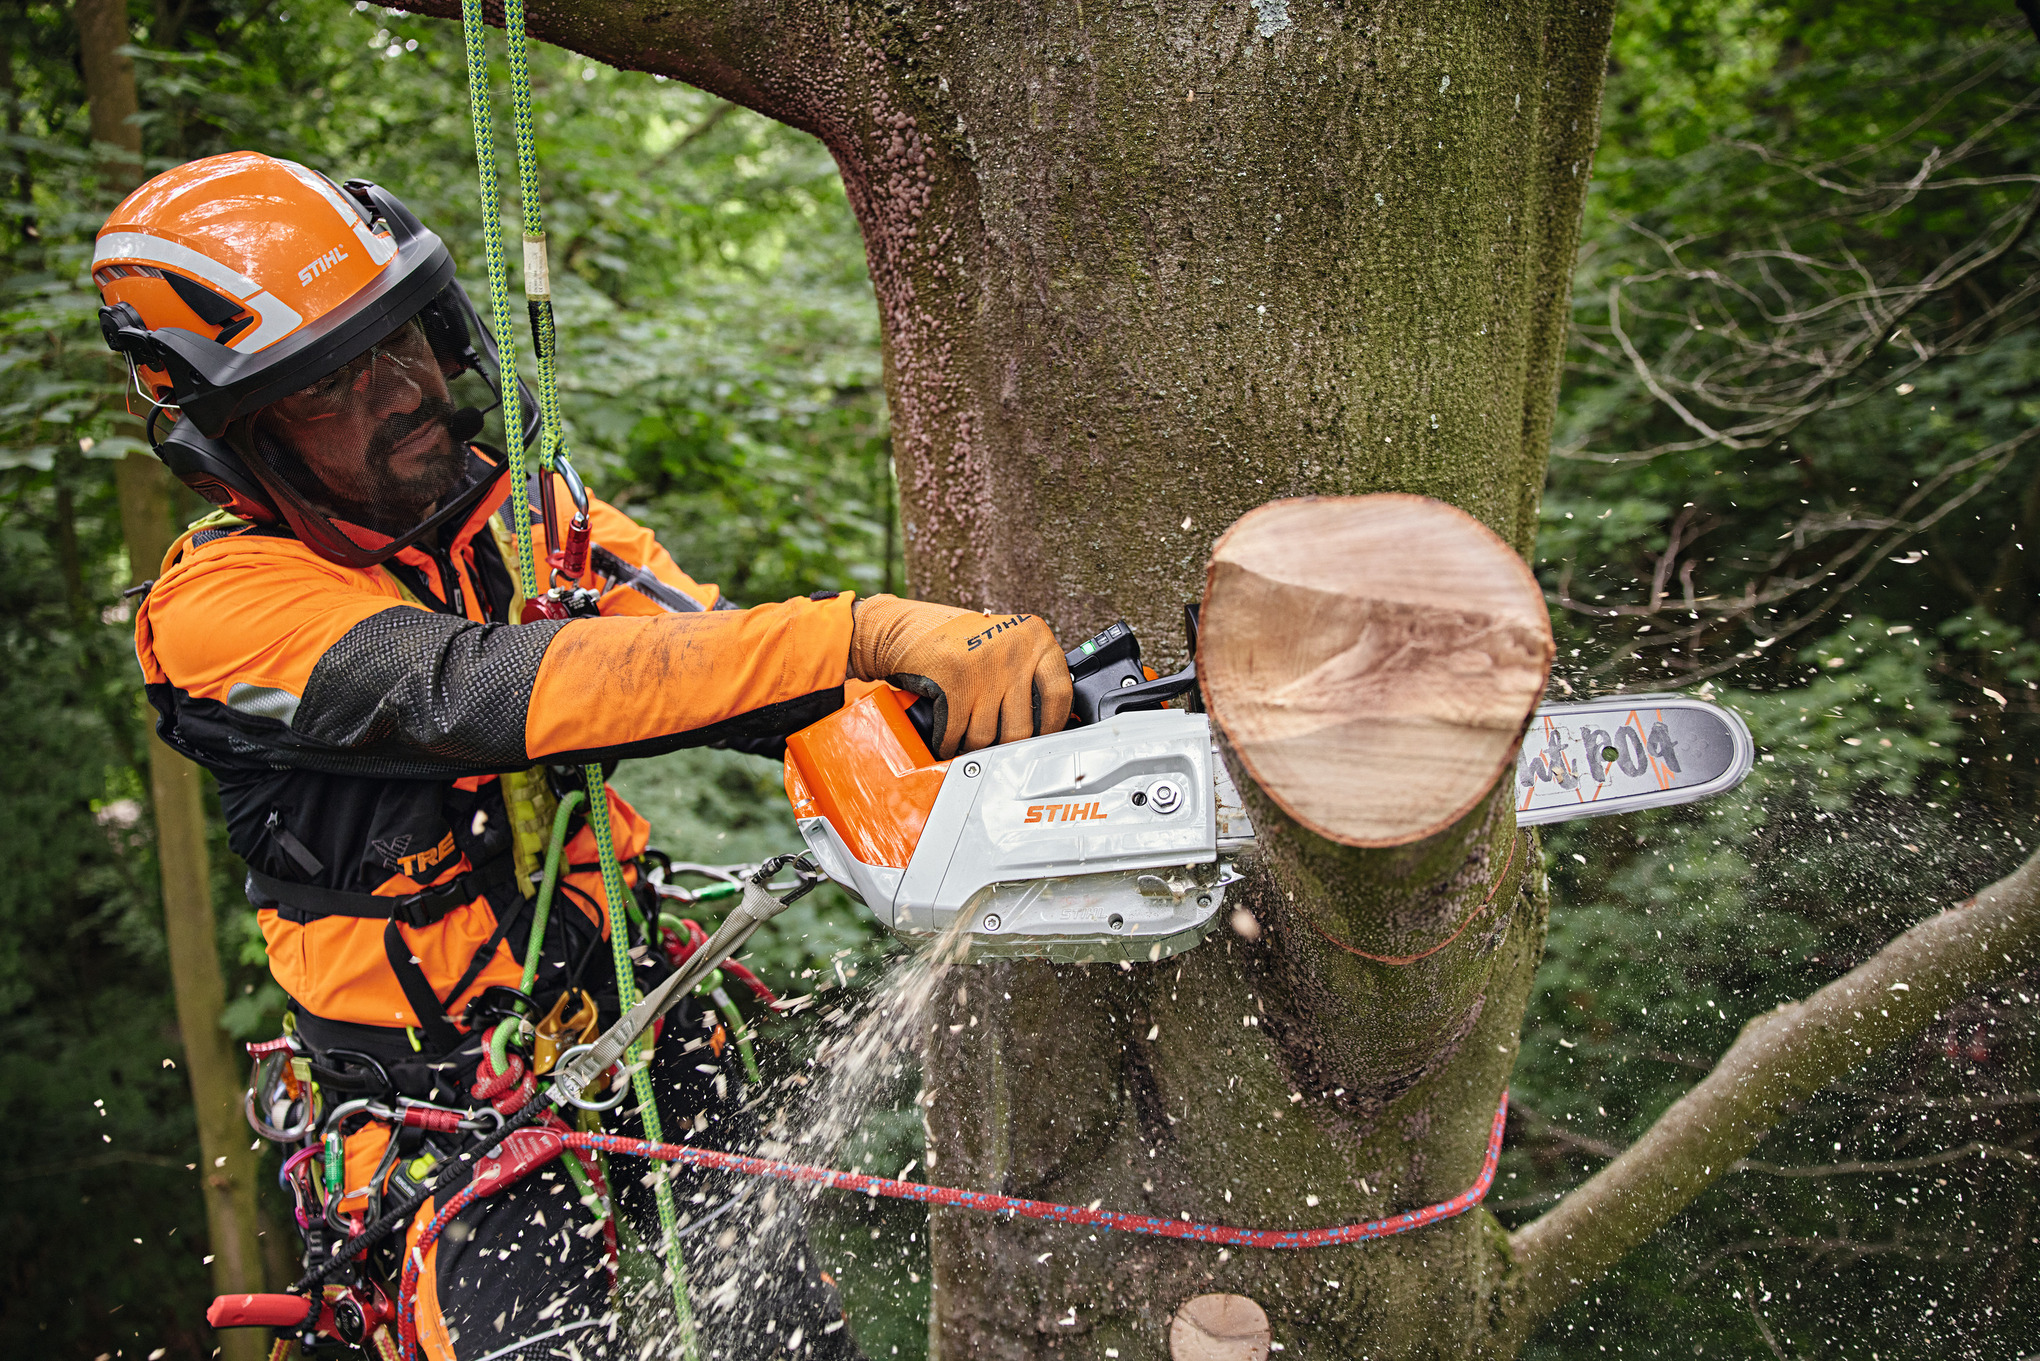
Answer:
[
  {"xmin": 391, "ymin": 1, "xmax": 1615, "ymax": 1354},
  {"xmin": 79, "ymin": 1, "xmax": 271, "ymax": 1341}
]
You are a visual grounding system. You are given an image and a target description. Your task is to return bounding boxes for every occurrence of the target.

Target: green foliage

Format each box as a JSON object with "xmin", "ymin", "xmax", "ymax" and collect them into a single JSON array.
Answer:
[
  {"xmin": 5, "ymin": 0, "xmax": 2036, "ymax": 1358},
  {"xmin": 1514, "ymin": 3, "xmax": 2040, "ymax": 1356},
  {"xmin": 0, "ymin": 448, "xmax": 214, "ymax": 1355}
]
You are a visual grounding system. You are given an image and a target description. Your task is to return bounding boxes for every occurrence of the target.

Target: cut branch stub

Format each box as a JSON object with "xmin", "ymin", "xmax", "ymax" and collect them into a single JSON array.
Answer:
[{"xmin": 1200, "ymin": 495, "xmax": 1554, "ymax": 847}]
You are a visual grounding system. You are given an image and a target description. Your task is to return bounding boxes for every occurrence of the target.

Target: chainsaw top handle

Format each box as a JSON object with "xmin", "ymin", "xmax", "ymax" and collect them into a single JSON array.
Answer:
[{"xmin": 902, "ymin": 608, "xmax": 1201, "ymax": 747}]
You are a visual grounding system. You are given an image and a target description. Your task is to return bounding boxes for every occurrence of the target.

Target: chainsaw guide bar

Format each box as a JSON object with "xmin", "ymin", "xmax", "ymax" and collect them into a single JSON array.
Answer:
[{"xmin": 1515, "ymin": 693, "xmax": 1755, "ymax": 827}]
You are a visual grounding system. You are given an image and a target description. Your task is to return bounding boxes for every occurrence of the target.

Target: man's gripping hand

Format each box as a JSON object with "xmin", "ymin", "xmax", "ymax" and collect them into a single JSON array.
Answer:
[{"xmin": 850, "ymin": 596, "xmax": 1074, "ymax": 759}]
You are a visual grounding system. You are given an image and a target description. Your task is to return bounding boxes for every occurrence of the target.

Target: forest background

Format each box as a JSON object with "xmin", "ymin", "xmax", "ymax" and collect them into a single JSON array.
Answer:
[{"xmin": 1, "ymin": 1, "xmax": 2034, "ymax": 1357}]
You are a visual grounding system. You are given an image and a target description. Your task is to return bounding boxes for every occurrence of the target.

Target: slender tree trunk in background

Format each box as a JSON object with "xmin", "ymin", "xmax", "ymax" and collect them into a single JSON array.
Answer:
[
  {"xmin": 391, "ymin": 1, "xmax": 1614, "ymax": 1353},
  {"xmin": 74, "ymin": 0, "xmax": 141, "ymax": 184},
  {"xmin": 76, "ymin": 0, "xmax": 271, "ymax": 1338},
  {"xmin": 113, "ymin": 456, "xmax": 272, "ymax": 1336}
]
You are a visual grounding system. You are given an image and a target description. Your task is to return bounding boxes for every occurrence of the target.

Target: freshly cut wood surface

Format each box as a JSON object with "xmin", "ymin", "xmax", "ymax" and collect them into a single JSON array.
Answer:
[
  {"xmin": 1200, "ymin": 495, "xmax": 1553, "ymax": 847},
  {"xmin": 1169, "ymin": 1294, "xmax": 1271, "ymax": 1361}
]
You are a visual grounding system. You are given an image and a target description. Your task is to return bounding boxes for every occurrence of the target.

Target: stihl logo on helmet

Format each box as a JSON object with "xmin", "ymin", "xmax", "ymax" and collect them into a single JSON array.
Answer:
[
  {"xmin": 298, "ymin": 246, "xmax": 350, "ymax": 287},
  {"xmin": 92, "ymin": 151, "xmax": 400, "ymax": 395}
]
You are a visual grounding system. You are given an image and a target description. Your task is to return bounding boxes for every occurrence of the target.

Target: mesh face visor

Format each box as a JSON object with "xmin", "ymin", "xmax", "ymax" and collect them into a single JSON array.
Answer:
[{"xmin": 225, "ymin": 283, "xmax": 535, "ymax": 568}]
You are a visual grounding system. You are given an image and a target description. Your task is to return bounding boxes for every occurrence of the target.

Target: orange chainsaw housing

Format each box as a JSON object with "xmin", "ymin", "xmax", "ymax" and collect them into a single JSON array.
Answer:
[{"xmin": 783, "ymin": 682, "xmax": 949, "ymax": 870}]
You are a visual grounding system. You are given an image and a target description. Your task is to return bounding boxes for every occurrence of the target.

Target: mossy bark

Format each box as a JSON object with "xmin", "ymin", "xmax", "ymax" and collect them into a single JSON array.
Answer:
[{"xmin": 398, "ymin": 1, "xmax": 1615, "ymax": 1352}]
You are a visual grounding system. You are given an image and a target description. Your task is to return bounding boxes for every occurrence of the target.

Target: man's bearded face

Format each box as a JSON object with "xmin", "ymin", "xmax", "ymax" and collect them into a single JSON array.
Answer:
[{"xmin": 252, "ymin": 315, "xmax": 468, "ymax": 536}]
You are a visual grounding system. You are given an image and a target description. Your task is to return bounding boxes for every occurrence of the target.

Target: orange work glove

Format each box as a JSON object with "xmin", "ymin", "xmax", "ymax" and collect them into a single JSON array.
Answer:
[{"xmin": 850, "ymin": 595, "xmax": 1073, "ymax": 759}]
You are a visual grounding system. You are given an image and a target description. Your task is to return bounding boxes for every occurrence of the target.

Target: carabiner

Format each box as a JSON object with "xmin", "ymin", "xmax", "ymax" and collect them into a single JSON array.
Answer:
[
  {"xmin": 320, "ymin": 1097, "xmax": 399, "ymax": 1139},
  {"xmin": 246, "ymin": 1049, "xmax": 321, "ymax": 1143}
]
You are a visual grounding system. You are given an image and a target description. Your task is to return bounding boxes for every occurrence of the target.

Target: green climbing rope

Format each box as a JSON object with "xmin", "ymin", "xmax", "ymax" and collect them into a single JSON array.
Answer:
[
  {"xmin": 582, "ymin": 767, "xmax": 696, "ymax": 1345},
  {"xmin": 457, "ymin": 0, "xmax": 534, "ymax": 600},
  {"xmin": 457, "ymin": 2, "xmax": 695, "ymax": 1349},
  {"xmin": 521, "ymin": 788, "xmax": 586, "ymax": 995},
  {"xmin": 497, "ymin": 0, "xmax": 571, "ymax": 480}
]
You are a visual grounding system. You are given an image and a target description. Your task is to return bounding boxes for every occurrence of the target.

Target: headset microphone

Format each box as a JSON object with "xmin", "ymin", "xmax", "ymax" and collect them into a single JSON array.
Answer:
[{"xmin": 447, "ymin": 407, "xmax": 485, "ymax": 444}]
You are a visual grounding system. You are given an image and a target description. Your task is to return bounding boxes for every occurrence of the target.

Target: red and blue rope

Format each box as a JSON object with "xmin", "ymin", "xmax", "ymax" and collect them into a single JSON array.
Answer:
[{"xmin": 397, "ymin": 1092, "xmax": 1508, "ymax": 1356}]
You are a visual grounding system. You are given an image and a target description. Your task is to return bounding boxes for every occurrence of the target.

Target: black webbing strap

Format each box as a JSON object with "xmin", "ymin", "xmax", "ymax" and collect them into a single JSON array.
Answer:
[
  {"xmin": 378, "ymin": 920, "xmax": 457, "ymax": 1052},
  {"xmin": 249, "ymin": 854, "xmax": 513, "ymax": 929},
  {"xmin": 249, "ymin": 853, "xmax": 523, "ymax": 1054}
]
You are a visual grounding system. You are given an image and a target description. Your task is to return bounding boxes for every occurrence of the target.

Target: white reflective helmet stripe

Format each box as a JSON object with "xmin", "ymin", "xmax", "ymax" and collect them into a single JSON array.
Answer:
[
  {"xmin": 95, "ymin": 229, "xmax": 262, "ymax": 297},
  {"xmin": 92, "ymin": 229, "xmax": 307, "ymax": 352},
  {"xmin": 279, "ymin": 159, "xmax": 399, "ymax": 267}
]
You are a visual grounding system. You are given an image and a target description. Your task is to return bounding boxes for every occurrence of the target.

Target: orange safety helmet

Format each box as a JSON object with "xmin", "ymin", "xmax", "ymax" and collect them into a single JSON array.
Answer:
[{"xmin": 94, "ymin": 151, "xmax": 534, "ymax": 567}]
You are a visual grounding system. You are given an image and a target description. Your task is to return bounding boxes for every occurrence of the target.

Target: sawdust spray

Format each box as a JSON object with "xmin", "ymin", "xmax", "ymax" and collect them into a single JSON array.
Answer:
[{"xmin": 624, "ymin": 914, "xmax": 973, "ymax": 1353}]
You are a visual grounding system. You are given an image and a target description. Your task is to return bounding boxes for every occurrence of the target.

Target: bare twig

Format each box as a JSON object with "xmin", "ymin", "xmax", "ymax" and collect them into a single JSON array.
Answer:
[
  {"xmin": 1509, "ymin": 1100, "xmax": 1627, "ymax": 1161},
  {"xmin": 1733, "ymin": 1261, "xmax": 1797, "ymax": 1361},
  {"xmin": 0, "ymin": 1150, "xmax": 185, "ymax": 1184},
  {"xmin": 1733, "ymin": 1135, "xmax": 2037, "ymax": 1178}
]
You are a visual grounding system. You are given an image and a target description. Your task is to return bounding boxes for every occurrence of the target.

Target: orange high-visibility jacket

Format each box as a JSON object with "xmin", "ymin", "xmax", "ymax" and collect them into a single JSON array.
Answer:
[{"xmin": 134, "ymin": 463, "xmax": 852, "ymax": 1040}]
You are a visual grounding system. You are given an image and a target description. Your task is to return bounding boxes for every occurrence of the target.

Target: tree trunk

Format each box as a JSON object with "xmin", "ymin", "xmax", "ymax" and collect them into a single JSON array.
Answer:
[
  {"xmin": 394, "ymin": 1, "xmax": 1614, "ymax": 1353},
  {"xmin": 76, "ymin": 0, "xmax": 272, "ymax": 1343}
]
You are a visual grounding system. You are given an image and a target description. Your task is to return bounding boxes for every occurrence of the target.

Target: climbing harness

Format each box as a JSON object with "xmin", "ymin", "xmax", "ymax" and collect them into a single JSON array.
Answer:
[{"xmin": 221, "ymin": 844, "xmax": 805, "ymax": 1356}]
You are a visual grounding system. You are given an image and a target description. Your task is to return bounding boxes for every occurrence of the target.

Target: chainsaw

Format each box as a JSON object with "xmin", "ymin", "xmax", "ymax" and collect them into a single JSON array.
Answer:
[{"xmin": 777, "ymin": 612, "xmax": 1754, "ymax": 964}]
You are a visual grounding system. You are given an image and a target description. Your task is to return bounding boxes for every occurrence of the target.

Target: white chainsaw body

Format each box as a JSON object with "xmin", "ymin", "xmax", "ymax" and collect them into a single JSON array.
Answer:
[{"xmin": 795, "ymin": 710, "xmax": 1254, "ymax": 963}]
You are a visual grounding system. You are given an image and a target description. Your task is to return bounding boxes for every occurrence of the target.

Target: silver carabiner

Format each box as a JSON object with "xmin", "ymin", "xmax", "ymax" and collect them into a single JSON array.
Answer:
[
  {"xmin": 320, "ymin": 1096, "xmax": 402, "ymax": 1138},
  {"xmin": 245, "ymin": 1083, "xmax": 320, "ymax": 1144},
  {"xmin": 459, "ymin": 1106, "xmax": 507, "ymax": 1133},
  {"xmin": 245, "ymin": 1050, "xmax": 320, "ymax": 1143}
]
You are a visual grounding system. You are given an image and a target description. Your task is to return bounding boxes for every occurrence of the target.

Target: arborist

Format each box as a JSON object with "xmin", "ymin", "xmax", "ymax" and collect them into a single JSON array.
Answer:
[{"xmin": 95, "ymin": 149, "xmax": 1072, "ymax": 1359}]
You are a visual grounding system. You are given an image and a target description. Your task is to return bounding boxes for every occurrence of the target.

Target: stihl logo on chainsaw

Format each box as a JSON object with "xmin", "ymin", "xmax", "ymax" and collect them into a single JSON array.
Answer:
[
  {"xmin": 1025, "ymin": 800, "xmax": 1107, "ymax": 824},
  {"xmin": 298, "ymin": 245, "xmax": 348, "ymax": 285},
  {"xmin": 965, "ymin": 615, "xmax": 1033, "ymax": 650}
]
